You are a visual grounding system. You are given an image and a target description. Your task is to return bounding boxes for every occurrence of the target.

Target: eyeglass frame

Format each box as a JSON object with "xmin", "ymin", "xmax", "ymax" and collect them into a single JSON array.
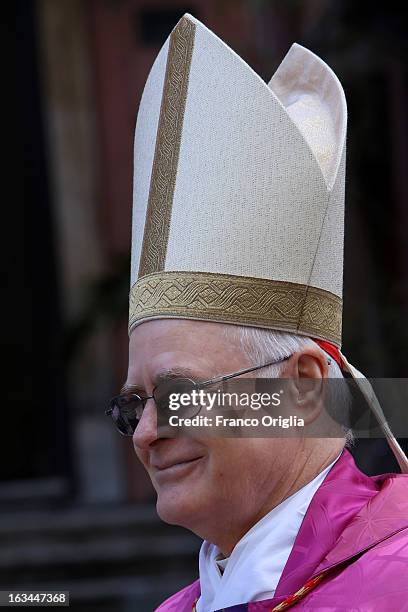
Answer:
[{"xmin": 105, "ymin": 353, "xmax": 295, "ymax": 436}]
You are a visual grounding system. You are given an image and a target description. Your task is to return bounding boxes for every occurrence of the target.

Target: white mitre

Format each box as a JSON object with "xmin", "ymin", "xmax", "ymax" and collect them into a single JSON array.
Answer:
[
  {"xmin": 129, "ymin": 14, "xmax": 408, "ymax": 472},
  {"xmin": 130, "ymin": 13, "xmax": 345, "ymax": 346}
]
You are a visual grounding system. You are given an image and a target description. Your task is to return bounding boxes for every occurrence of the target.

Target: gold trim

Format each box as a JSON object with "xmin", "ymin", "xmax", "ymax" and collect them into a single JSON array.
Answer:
[
  {"xmin": 138, "ymin": 16, "xmax": 196, "ymax": 278},
  {"xmin": 129, "ymin": 271, "xmax": 342, "ymax": 346}
]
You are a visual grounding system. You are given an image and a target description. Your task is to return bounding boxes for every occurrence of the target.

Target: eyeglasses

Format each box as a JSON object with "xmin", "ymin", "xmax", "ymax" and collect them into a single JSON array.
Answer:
[{"xmin": 105, "ymin": 354, "xmax": 291, "ymax": 436}]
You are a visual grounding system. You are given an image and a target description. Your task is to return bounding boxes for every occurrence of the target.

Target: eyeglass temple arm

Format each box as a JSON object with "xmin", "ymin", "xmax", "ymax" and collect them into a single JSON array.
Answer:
[{"xmin": 199, "ymin": 355, "xmax": 290, "ymax": 388}]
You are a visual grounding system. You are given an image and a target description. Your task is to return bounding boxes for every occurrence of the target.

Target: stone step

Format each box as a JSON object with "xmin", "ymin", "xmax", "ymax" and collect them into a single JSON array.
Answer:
[
  {"xmin": 0, "ymin": 503, "xmax": 166, "ymax": 538},
  {"xmin": 1, "ymin": 531, "xmax": 199, "ymax": 569},
  {"xmin": 8, "ymin": 573, "xmax": 196, "ymax": 611},
  {"xmin": 1, "ymin": 502, "xmax": 201, "ymax": 609}
]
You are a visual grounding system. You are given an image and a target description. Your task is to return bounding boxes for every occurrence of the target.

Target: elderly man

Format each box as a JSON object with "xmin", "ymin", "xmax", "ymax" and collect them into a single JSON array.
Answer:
[{"xmin": 106, "ymin": 14, "xmax": 408, "ymax": 611}]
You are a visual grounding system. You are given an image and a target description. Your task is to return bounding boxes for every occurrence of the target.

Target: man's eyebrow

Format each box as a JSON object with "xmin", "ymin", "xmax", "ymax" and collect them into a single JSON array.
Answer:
[
  {"xmin": 154, "ymin": 366, "xmax": 207, "ymax": 385},
  {"xmin": 120, "ymin": 382, "xmax": 145, "ymax": 395},
  {"xmin": 120, "ymin": 366, "xmax": 204, "ymax": 394}
]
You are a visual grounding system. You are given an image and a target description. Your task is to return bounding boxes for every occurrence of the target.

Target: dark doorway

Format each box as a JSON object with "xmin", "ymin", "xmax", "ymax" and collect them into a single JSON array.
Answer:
[{"xmin": 3, "ymin": 0, "xmax": 72, "ymax": 504}]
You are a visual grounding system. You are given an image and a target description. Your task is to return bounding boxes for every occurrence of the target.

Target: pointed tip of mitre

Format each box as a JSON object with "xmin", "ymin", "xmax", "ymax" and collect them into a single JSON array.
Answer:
[
  {"xmin": 180, "ymin": 12, "xmax": 199, "ymax": 24},
  {"xmin": 279, "ymin": 42, "xmax": 347, "ymax": 116},
  {"xmin": 269, "ymin": 42, "xmax": 347, "ymax": 189},
  {"xmin": 166, "ymin": 20, "xmax": 347, "ymax": 191},
  {"xmin": 172, "ymin": 12, "xmax": 209, "ymax": 33},
  {"xmin": 171, "ymin": 12, "xmax": 271, "ymax": 89}
]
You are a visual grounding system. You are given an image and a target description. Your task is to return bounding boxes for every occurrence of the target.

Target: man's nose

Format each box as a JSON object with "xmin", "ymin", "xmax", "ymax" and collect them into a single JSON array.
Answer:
[{"xmin": 132, "ymin": 399, "xmax": 158, "ymax": 450}]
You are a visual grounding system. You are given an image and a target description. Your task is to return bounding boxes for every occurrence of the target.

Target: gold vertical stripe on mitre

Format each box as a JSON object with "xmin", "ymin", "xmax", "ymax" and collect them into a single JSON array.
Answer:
[
  {"xmin": 138, "ymin": 17, "xmax": 196, "ymax": 279},
  {"xmin": 129, "ymin": 271, "xmax": 342, "ymax": 347}
]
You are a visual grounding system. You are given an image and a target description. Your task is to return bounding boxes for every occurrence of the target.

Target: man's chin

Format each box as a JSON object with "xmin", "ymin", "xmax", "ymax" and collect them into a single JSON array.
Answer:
[{"xmin": 155, "ymin": 488, "xmax": 203, "ymax": 527}]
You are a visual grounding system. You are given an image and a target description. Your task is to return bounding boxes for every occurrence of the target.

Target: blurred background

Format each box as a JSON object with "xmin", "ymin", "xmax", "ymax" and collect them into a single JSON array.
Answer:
[{"xmin": 8, "ymin": 0, "xmax": 407, "ymax": 609}]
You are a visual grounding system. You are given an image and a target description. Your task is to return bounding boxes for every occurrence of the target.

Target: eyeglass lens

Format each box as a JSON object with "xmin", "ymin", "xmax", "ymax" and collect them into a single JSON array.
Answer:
[{"xmin": 110, "ymin": 378, "xmax": 200, "ymax": 436}]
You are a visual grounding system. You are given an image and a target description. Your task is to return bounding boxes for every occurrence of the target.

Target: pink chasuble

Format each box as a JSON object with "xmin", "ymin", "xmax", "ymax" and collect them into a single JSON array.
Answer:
[{"xmin": 155, "ymin": 449, "xmax": 408, "ymax": 611}]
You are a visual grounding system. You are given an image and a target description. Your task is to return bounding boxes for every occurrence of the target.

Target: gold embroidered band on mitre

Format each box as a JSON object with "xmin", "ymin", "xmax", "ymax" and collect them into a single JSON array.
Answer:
[
  {"xmin": 138, "ymin": 16, "xmax": 196, "ymax": 278},
  {"xmin": 129, "ymin": 271, "xmax": 342, "ymax": 347}
]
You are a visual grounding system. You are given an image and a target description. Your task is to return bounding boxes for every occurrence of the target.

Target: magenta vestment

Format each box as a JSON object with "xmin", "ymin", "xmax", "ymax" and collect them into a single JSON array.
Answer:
[{"xmin": 156, "ymin": 450, "xmax": 408, "ymax": 611}]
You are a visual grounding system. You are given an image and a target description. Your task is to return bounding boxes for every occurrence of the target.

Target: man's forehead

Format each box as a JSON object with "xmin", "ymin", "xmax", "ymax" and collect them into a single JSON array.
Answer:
[
  {"xmin": 128, "ymin": 319, "xmax": 235, "ymax": 355},
  {"xmin": 126, "ymin": 319, "xmax": 246, "ymax": 389},
  {"xmin": 130, "ymin": 317, "xmax": 228, "ymax": 336}
]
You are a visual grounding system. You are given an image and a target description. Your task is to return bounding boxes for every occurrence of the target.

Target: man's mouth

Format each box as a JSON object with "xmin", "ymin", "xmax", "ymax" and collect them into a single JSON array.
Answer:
[
  {"xmin": 151, "ymin": 455, "xmax": 206, "ymax": 482},
  {"xmin": 152, "ymin": 456, "xmax": 204, "ymax": 471}
]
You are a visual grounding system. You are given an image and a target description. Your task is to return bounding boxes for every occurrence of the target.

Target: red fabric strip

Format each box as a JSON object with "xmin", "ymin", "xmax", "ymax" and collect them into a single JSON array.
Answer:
[{"xmin": 313, "ymin": 339, "xmax": 343, "ymax": 370}]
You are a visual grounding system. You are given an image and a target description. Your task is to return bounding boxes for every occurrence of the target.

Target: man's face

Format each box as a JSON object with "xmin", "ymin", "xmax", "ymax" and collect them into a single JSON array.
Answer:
[{"xmin": 127, "ymin": 319, "xmax": 300, "ymax": 539}]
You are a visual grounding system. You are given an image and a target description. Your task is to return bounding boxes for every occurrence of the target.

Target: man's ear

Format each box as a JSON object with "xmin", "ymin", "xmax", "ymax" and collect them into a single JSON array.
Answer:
[
  {"xmin": 297, "ymin": 347, "xmax": 329, "ymax": 380},
  {"xmin": 283, "ymin": 344, "xmax": 330, "ymax": 379},
  {"xmin": 283, "ymin": 345, "xmax": 330, "ymax": 425}
]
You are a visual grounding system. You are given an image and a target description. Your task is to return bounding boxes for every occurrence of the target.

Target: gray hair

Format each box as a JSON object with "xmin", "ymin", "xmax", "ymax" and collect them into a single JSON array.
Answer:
[{"xmin": 222, "ymin": 325, "xmax": 354, "ymax": 446}]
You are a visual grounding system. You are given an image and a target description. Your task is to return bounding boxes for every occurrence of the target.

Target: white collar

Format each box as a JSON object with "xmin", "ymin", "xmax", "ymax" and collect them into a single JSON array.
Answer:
[{"xmin": 196, "ymin": 456, "xmax": 339, "ymax": 612}]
